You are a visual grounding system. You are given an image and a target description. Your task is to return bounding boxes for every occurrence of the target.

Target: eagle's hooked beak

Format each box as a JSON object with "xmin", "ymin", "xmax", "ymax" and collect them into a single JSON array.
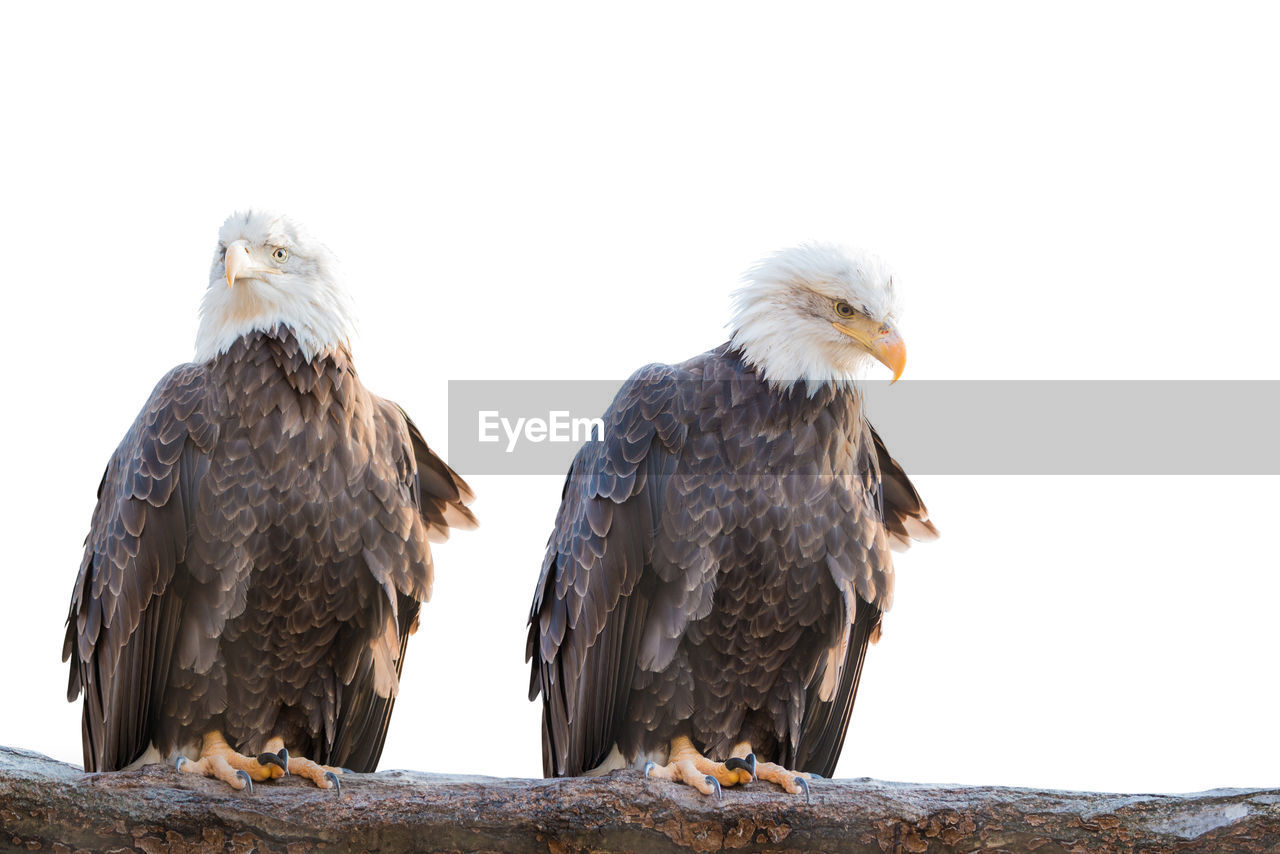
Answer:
[
  {"xmin": 832, "ymin": 321, "xmax": 907, "ymax": 383},
  {"xmin": 225, "ymin": 240, "xmax": 252, "ymax": 288},
  {"xmin": 224, "ymin": 240, "xmax": 279, "ymax": 288}
]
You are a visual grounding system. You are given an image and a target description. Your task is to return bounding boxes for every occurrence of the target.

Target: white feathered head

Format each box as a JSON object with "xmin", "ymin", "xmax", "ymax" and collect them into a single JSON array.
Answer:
[
  {"xmin": 729, "ymin": 243, "xmax": 906, "ymax": 394},
  {"xmin": 195, "ymin": 210, "xmax": 355, "ymax": 362}
]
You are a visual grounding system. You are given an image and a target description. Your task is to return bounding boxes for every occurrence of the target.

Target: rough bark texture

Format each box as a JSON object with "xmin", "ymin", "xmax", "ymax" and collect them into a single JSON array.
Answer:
[{"xmin": 1, "ymin": 746, "xmax": 1278, "ymax": 853}]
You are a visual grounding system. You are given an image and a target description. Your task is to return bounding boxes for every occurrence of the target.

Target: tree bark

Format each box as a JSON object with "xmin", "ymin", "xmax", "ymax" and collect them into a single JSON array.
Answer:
[{"xmin": 1, "ymin": 746, "xmax": 1278, "ymax": 853}]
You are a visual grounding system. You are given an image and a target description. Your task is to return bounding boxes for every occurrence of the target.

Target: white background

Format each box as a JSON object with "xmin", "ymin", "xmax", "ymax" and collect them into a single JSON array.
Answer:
[{"xmin": 1, "ymin": 2, "xmax": 1277, "ymax": 794}]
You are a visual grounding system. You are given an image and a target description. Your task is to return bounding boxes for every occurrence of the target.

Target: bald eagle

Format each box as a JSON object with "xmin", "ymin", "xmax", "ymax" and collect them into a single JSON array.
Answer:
[
  {"xmin": 527, "ymin": 244, "xmax": 936, "ymax": 798},
  {"xmin": 64, "ymin": 211, "xmax": 476, "ymax": 792}
]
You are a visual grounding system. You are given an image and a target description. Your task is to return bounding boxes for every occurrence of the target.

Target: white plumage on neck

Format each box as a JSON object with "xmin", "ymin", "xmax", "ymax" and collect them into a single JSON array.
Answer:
[{"xmin": 194, "ymin": 210, "xmax": 355, "ymax": 363}]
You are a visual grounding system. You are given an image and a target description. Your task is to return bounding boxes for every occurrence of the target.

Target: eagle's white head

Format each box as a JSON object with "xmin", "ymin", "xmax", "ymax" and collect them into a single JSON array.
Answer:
[
  {"xmin": 729, "ymin": 243, "xmax": 906, "ymax": 395},
  {"xmin": 195, "ymin": 210, "xmax": 355, "ymax": 362}
]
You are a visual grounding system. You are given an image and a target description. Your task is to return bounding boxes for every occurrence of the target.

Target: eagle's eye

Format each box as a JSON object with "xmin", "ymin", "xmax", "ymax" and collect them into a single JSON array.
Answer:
[
  {"xmin": 834, "ymin": 300, "xmax": 857, "ymax": 319},
  {"xmin": 272, "ymin": 247, "xmax": 289, "ymax": 263}
]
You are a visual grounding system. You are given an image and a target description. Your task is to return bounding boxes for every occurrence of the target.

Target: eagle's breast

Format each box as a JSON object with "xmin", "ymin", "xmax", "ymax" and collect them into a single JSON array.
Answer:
[
  {"xmin": 170, "ymin": 329, "xmax": 423, "ymax": 752},
  {"xmin": 627, "ymin": 356, "xmax": 895, "ymax": 758}
]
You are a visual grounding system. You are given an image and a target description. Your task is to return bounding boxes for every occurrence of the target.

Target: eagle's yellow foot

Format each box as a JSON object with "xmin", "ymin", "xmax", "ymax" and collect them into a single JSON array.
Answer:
[
  {"xmin": 253, "ymin": 735, "xmax": 344, "ymax": 792},
  {"xmin": 754, "ymin": 759, "xmax": 815, "ymax": 803},
  {"xmin": 283, "ymin": 753, "xmax": 344, "ymax": 793},
  {"xmin": 643, "ymin": 735, "xmax": 755, "ymax": 799},
  {"xmin": 175, "ymin": 731, "xmax": 278, "ymax": 792}
]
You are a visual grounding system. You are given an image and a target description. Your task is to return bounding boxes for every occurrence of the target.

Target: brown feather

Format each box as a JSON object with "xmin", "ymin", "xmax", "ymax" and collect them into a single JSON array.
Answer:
[
  {"xmin": 528, "ymin": 343, "xmax": 933, "ymax": 776},
  {"xmin": 65, "ymin": 327, "xmax": 473, "ymax": 772}
]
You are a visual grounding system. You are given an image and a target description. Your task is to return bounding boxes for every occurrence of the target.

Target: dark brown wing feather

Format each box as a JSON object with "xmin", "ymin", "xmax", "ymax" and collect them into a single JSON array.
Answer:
[
  {"xmin": 528, "ymin": 364, "xmax": 683, "ymax": 776},
  {"xmin": 323, "ymin": 401, "xmax": 476, "ymax": 771},
  {"xmin": 870, "ymin": 423, "xmax": 938, "ymax": 550},
  {"xmin": 63, "ymin": 364, "xmax": 216, "ymax": 771},
  {"xmin": 790, "ymin": 421, "xmax": 935, "ymax": 777},
  {"xmin": 789, "ymin": 596, "xmax": 881, "ymax": 777},
  {"xmin": 325, "ymin": 591, "xmax": 419, "ymax": 770},
  {"xmin": 399, "ymin": 405, "xmax": 478, "ymax": 539}
]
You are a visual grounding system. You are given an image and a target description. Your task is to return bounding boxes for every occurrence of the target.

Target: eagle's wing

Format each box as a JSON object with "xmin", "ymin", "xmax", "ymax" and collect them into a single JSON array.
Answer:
[
  {"xmin": 790, "ymin": 421, "xmax": 936, "ymax": 777},
  {"xmin": 325, "ymin": 590, "xmax": 419, "ymax": 772},
  {"xmin": 64, "ymin": 364, "xmax": 217, "ymax": 772},
  {"xmin": 398, "ymin": 405, "xmax": 478, "ymax": 540},
  {"xmin": 528, "ymin": 364, "xmax": 685, "ymax": 776},
  {"xmin": 325, "ymin": 402, "xmax": 476, "ymax": 771},
  {"xmin": 869, "ymin": 423, "xmax": 939, "ymax": 551}
]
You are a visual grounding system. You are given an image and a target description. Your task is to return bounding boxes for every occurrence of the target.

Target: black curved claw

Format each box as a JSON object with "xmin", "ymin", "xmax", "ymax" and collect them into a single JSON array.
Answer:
[
  {"xmin": 324, "ymin": 770, "xmax": 342, "ymax": 795},
  {"xmin": 236, "ymin": 769, "xmax": 254, "ymax": 794},
  {"xmin": 724, "ymin": 753, "xmax": 757, "ymax": 778},
  {"xmin": 257, "ymin": 751, "xmax": 287, "ymax": 773},
  {"xmin": 643, "ymin": 760, "xmax": 657, "ymax": 779},
  {"xmin": 278, "ymin": 748, "xmax": 290, "ymax": 776},
  {"xmin": 704, "ymin": 774, "xmax": 722, "ymax": 800},
  {"xmin": 796, "ymin": 775, "xmax": 811, "ymax": 804}
]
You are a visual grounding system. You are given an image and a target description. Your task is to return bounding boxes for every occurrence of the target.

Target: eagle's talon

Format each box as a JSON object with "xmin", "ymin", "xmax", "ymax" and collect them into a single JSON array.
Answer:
[
  {"xmin": 645, "ymin": 738, "xmax": 753, "ymax": 794},
  {"xmin": 725, "ymin": 754, "xmax": 756, "ymax": 778},
  {"xmin": 236, "ymin": 769, "xmax": 253, "ymax": 793},
  {"xmin": 257, "ymin": 751, "xmax": 287, "ymax": 772},
  {"xmin": 705, "ymin": 774, "xmax": 722, "ymax": 800},
  {"xmin": 324, "ymin": 770, "xmax": 342, "ymax": 794},
  {"xmin": 278, "ymin": 748, "xmax": 290, "ymax": 775},
  {"xmin": 174, "ymin": 755, "xmax": 187, "ymax": 772},
  {"xmin": 753, "ymin": 758, "xmax": 814, "ymax": 799}
]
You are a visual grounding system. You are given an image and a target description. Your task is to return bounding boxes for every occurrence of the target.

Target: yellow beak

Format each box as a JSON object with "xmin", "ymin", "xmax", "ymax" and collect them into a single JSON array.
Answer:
[
  {"xmin": 224, "ymin": 240, "xmax": 253, "ymax": 288},
  {"xmin": 832, "ymin": 321, "xmax": 907, "ymax": 382}
]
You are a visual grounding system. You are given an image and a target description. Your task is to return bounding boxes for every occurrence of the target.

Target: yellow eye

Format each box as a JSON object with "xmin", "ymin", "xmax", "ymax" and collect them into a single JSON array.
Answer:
[
  {"xmin": 272, "ymin": 247, "xmax": 289, "ymax": 263},
  {"xmin": 834, "ymin": 300, "xmax": 857, "ymax": 318}
]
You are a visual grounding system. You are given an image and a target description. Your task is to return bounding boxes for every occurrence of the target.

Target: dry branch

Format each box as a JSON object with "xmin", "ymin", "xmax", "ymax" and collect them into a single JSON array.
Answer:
[{"xmin": 1, "ymin": 746, "xmax": 1278, "ymax": 853}]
